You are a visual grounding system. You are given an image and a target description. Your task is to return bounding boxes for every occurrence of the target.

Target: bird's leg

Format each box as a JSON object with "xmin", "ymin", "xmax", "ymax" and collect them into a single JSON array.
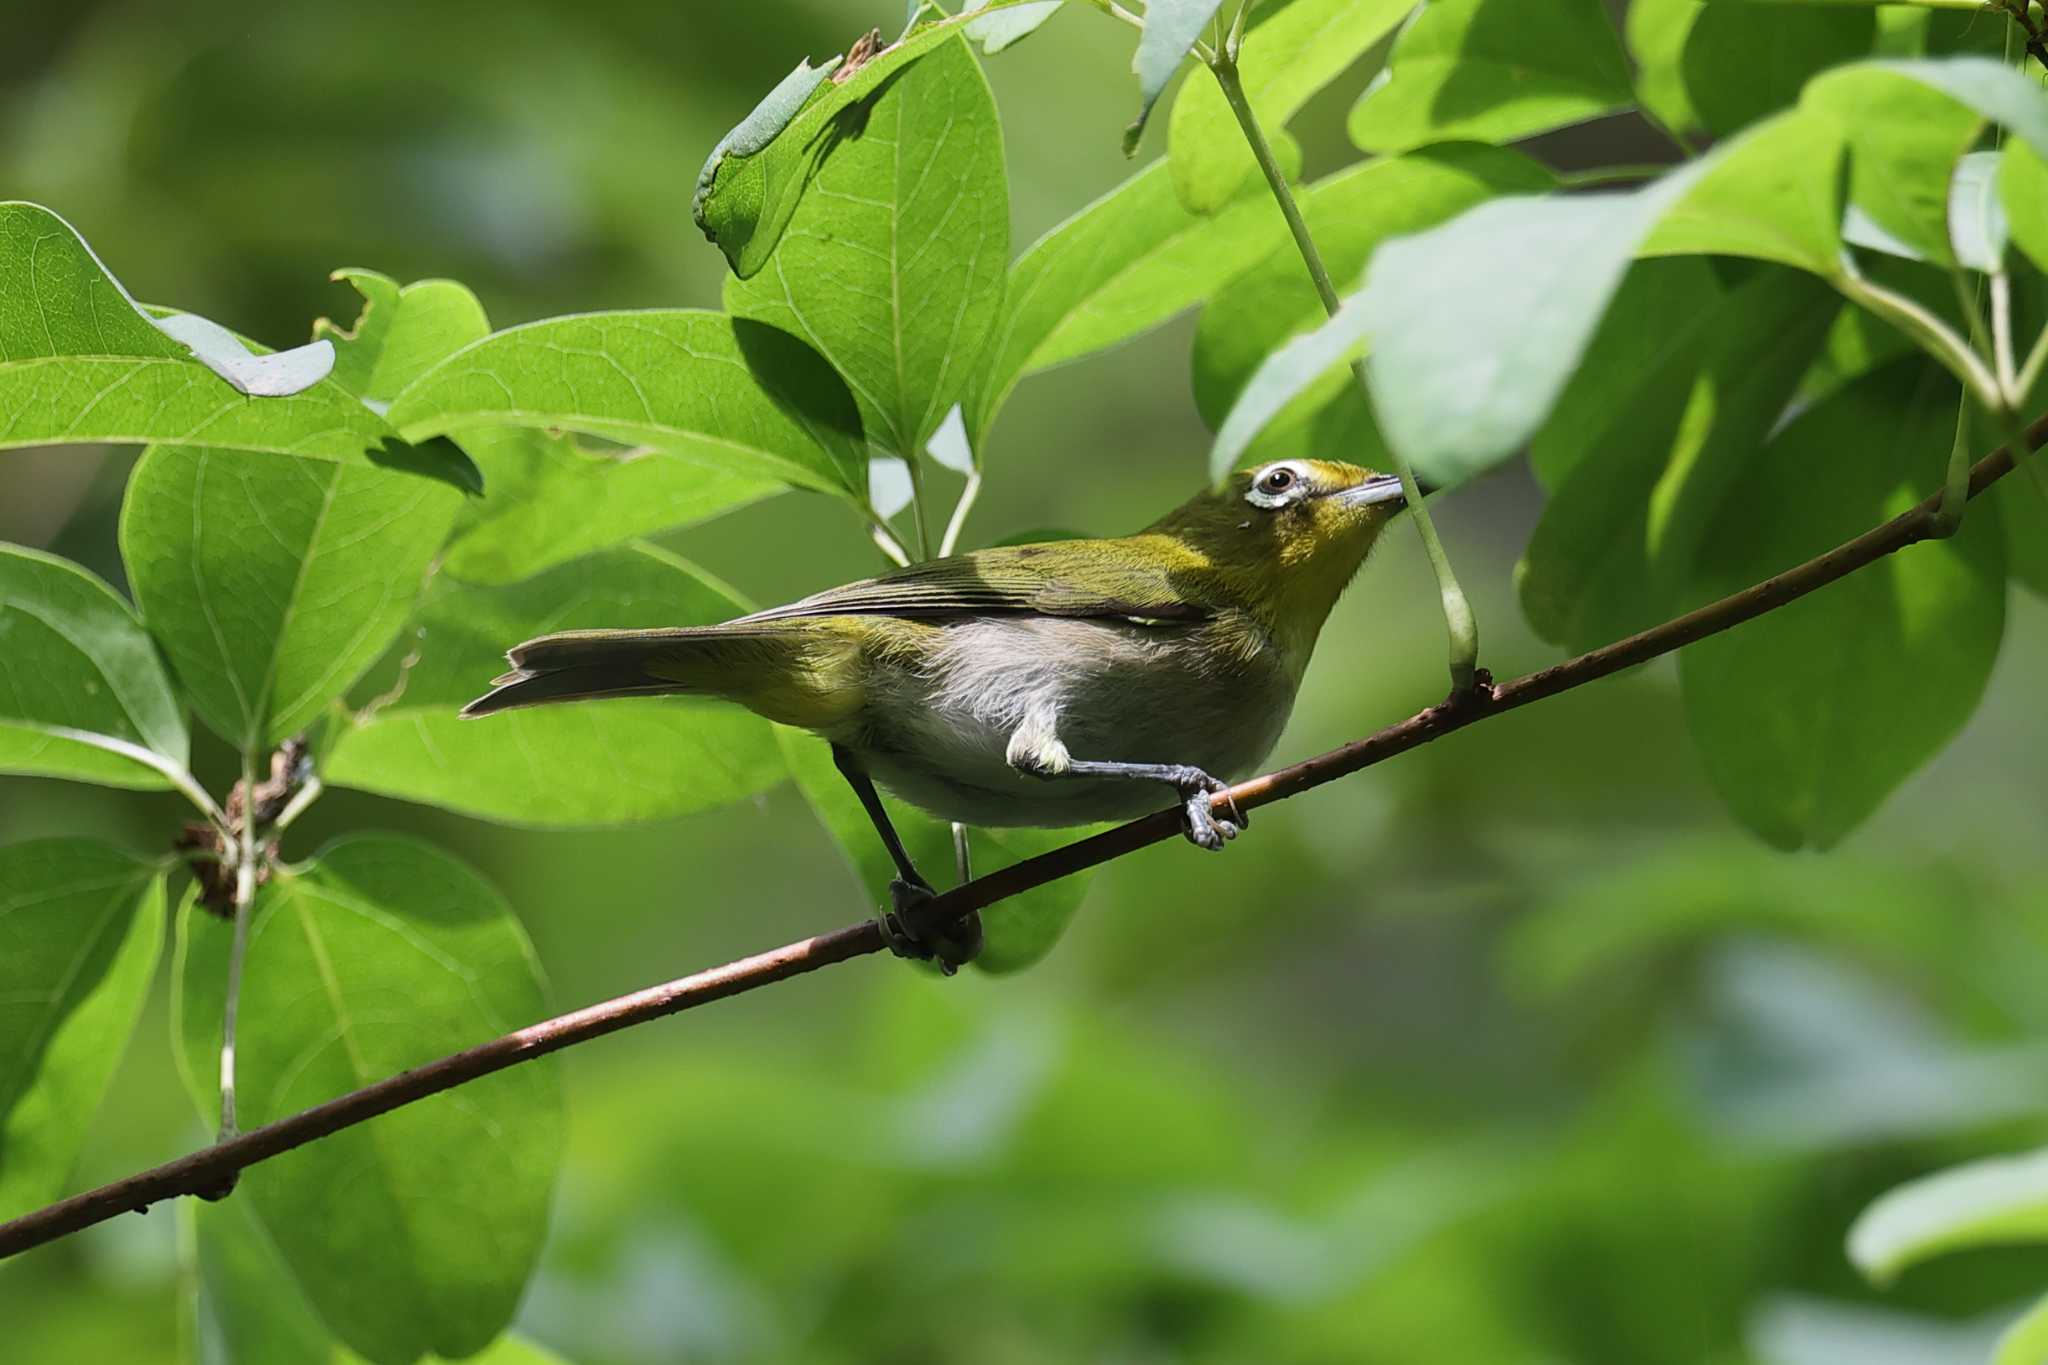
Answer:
[
  {"xmin": 830, "ymin": 745, "xmax": 981, "ymax": 973},
  {"xmin": 1006, "ymin": 724, "xmax": 1248, "ymax": 852}
]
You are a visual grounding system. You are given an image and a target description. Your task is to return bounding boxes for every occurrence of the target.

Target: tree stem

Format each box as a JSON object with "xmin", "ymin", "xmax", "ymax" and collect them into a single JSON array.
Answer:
[
  {"xmin": 1206, "ymin": 52, "xmax": 1480, "ymax": 691},
  {"xmin": 219, "ymin": 750, "xmax": 259, "ymax": 1141}
]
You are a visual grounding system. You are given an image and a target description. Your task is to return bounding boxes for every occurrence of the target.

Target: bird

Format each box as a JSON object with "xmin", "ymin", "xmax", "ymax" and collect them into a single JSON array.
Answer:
[{"xmin": 463, "ymin": 458, "xmax": 1418, "ymax": 970}]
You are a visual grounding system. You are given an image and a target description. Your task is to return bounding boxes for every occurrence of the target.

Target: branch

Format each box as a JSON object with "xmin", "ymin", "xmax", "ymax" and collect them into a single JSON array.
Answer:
[{"xmin": 3, "ymin": 413, "xmax": 2043, "ymax": 1262}]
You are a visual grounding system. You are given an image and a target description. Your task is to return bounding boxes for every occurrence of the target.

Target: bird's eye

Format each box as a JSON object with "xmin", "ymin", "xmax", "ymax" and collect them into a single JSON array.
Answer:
[{"xmin": 1260, "ymin": 467, "xmax": 1295, "ymax": 495}]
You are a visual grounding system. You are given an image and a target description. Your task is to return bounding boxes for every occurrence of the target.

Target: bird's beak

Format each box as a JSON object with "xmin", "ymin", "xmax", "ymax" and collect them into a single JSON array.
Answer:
[{"xmin": 1333, "ymin": 472, "xmax": 1429, "ymax": 509}]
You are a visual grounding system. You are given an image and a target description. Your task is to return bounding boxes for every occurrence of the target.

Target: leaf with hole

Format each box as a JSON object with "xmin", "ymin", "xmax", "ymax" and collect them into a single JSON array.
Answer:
[
  {"xmin": 1680, "ymin": 358, "xmax": 2003, "ymax": 850},
  {"xmin": 174, "ymin": 835, "xmax": 562, "ymax": 1365},
  {"xmin": 119, "ymin": 445, "xmax": 462, "ymax": 751},
  {"xmin": 325, "ymin": 543, "xmax": 783, "ymax": 826},
  {"xmin": 0, "ymin": 840, "xmax": 163, "ymax": 1221},
  {"xmin": 1166, "ymin": 0, "xmax": 1411, "ymax": 213},
  {"xmin": 386, "ymin": 310, "xmax": 867, "ymax": 500},
  {"xmin": 726, "ymin": 37, "xmax": 1007, "ymax": 459},
  {"xmin": 318, "ymin": 270, "xmax": 491, "ymax": 403},
  {"xmin": 1348, "ymin": 0, "xmax": 1635, "ymax": 154},
  {"xmin": 0, "ymin": 544, "xmax": 189, "ymax": 789}
]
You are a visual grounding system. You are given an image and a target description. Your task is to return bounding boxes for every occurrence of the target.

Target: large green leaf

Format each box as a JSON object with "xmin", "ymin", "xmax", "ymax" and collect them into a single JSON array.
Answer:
[
  {"xmin": 0, "ymin": 202, "xmax": 403, "ymax": 460},
  {"xmin": 325, "ymin": 543, "xmax": 782, "ymax": 826},
  {"xmin": 316, "ymin": 270, "xmax": 491, "ymax": 403},
  {"xmin": 1193, "ymin": 144, "xmax": 1553, "ymax": 470},
  {"xmin": 1166, "ymin": 0, "xmax": 1411, "ymax": 213},
  {"xmin": 1680, "ymin": 359, "xmax": 2004, "ymax": 850},
  {"xmin": 1352, "ymin": 161, "xmax": 1707, "ymax": 486},
  {"xmin": 0, "ymin": 840, "xmax": 163, "ymax": 1220},
  {"xmin": 775, "ymin": 727, "xmax": 1098, "ymax": 974},
  {"xmin": 1626, "ymin": 0, "xmax": 1703, "ymax": 138},
  {"xmin": 386, "ymin": 310, "xmax": 867, "ymax": 499},
  {"xmin": 1347, "ymin": 0, "xmax": 1635, "ymax": 154},
  {"xmin": 973, "ymin": 158, "xmax": 1287, "ymax": 436},
  {"xmin": 1995, "ymin": 472, "xmax": 2048, "ymax": 601},
  {"xmin": 726, "ymin": 37, "xmax": 1007, "ymax": 459},
  {"xmin": 1803, "ymin": 65, "xmax": 1985, "ymax": 266},
  {"xmin": 1849, "ymin": 1146, "xmax": 2048, "ymax": 1286},
  {"xmin": 692, "ymin": 2, "xmax": 1048, "ymax": 277},
  {"xmin": 1638, "ymin": 106, "xmax": 1846, "ymax": 274},
  {"xmin": 1681, "ymin": 3, "xmax": 1874, "ymax": 137},
  {"xmin": 174, "ymin": 836, "xmax": 562, "ymax": 1365},
  {"xmin": 440, "ymin": 429, "xmax": 780, "ymax": 586},
  {"xmin": 2003, "ymin": 137, "xmax": 2048, "ymax": 273},
  {"xmin": 119, "ymin": 445, "xmax": 461, "ymax": 751},
  {"xmin": 0, "ymin": 543, "xmax": 189, "ymax": 788},
  {"xmin": 1517, "ymin": 268, "xmax": 1839, "ymax": 653}
]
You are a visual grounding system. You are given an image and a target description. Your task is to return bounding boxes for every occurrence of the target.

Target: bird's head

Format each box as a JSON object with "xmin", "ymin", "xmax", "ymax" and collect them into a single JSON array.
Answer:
[{"xmin": 1148, "ymin": 458, "xmax": 1424, "ymax": 654}]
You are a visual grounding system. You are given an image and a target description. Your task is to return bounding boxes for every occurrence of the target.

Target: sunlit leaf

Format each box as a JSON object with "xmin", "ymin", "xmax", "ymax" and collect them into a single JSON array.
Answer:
[
  {"xmin": 964, "ymin": 0, "xmax": 1064, "ymax": 54},
  {"xmin": 1849, "ymin": 1146, "xmax": 2048, "ymax": 1285},
  {"xmin": 1166, "ymin": 0, "xmax": 1410, "ymax": 213},
  {"xmin": 174, "ymin": 836, "xmax": 562, "ymax": 1365},
  {"xmin": 1803, "ymin": 66, "xmax": 1985, "ymax": 266},
  {"xmin": 326, "ymin": 543, "xmax": 783, "ymax": 826},
  {"xmin": 1348, "ymin": 0, "xmax": 1634, "ymax": 153},
  {"xmin": 974, "ymin": 159, "xmax": 1287, "ymax": 436},
  {"xmin": 1995, "ymin": 1293, "xmax": 2048, "ymax": 1365},
  {"xmin": 1626, "ymin": 0, "xmax": 1704, "ymax": 138},
  {"xmin": 1126, "ymin": 0, "xmax": 1227, "ymax": 155},
  {"xmin": 726, "ymin": 37, "xmax": 1007, "ymax": 458},
  {"xmin": 1518, "ymin": 267, "xmax": 1838, "ymax": 653},
  {"xmin": 1681, "ymin": 359, "xmax": 2003, "ymax": 850},
  {"xmin": 1639, "ymin": 106, "xmax": 1846, "ymax": 274},
  {"xmin": 0, "ymin": 840, "xmax": 162, "ymax": 1220},
  {"xmin": 0, "ymin": 203, "xmax": 404, "ymax": 461},
  {"xmin": 316, "ymin": 270, "xmax": 491, "ymax": 403},
  {"xmin": 386, "ymin": 310, "xmax": 867, "ymax": 498},
  {"xmin": 120, "ymin": 445, "xmax": 460, "ymax": 750},
  {"xmin": 0, "ymin": 544, "xmax": 189, "ymax": 789},
  {"xmin": 693, "ymin": 2, "xmax": 1046, "ymax": 276}
]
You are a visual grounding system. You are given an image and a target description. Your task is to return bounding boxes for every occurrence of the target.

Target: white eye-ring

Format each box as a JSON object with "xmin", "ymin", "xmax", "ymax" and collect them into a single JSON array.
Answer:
[{"xmin": 1246, "ymin": 462, "xmax": 1308, "ymax": 509}]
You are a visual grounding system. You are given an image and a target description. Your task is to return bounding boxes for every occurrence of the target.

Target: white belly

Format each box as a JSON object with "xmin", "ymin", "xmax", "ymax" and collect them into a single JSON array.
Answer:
[{"xmin": 844, "ymin": 615, "xmax": 1296, "ymax": 828}]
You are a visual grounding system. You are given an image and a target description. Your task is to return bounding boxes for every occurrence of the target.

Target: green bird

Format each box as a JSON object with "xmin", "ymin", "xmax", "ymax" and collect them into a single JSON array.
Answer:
[{"xmin": 464, "ymin": 458, "xmax": 1417, "ymax": 968}]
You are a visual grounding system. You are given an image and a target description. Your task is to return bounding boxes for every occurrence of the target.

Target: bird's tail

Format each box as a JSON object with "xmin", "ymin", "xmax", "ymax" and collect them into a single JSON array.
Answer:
[{"xmin": 460, "ymin": 623, "xmax": 861, "ymax": 729}]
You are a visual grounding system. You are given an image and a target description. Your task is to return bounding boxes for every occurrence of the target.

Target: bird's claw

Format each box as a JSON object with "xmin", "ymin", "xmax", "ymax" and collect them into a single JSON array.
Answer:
[
  {"xmin": 877, "ymin": 877, "xmax": 982, "ymax": 975},
  {"xmin": 1172, "ymin": 768, "xmax": 1247, "ymax": 852}
]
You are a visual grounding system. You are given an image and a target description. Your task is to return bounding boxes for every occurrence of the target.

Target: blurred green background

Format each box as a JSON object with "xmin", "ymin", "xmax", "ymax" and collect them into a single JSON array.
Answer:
[{"xmin": 6, "ymin": 2, "xmax": 2048, "ymax": 1361}]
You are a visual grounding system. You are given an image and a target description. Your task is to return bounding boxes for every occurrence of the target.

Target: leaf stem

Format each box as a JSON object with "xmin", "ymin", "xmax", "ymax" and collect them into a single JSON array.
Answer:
[
  {"xmin": 904, "ymin": 453, "xmax": 934, "ymax": 561},
  {"xmin": 265, "ymin": 774, "xmax": 323, "ymax": 848},
  {"xmin": 1556, "ymin": 163, "xmax": 1676, "ymax": 189},
  {"xmin": 219, "ymin": 750, "xmax": 259, "ymax": 1142},
  {"xmin": 1078, "ymin": 0, "xmax": 1144, "ymax": 33},
  {"xmin": 862, "ymin": 504, "xmax": 914, "ymax": 568},
  {"xmin": 1992, "ymin": 272, "xmax": 2018, "ymax": 400},
  {"xmin": 938, "ymin": 467, "xmax": 982, "ymax": 557},
  {"xmin": 1836, "ymin": 265, "xmax": 2003, "ymax": 413},
  {"xmin": 1205, "ymin": 51, "xmax": 1480, "ymax": 691}
]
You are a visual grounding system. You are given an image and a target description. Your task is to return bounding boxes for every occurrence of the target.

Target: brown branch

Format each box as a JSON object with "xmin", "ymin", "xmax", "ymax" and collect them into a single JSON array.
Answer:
[{"xmin": 2, "ymin": 414, "xmax": 2042, "ymax": 1262}]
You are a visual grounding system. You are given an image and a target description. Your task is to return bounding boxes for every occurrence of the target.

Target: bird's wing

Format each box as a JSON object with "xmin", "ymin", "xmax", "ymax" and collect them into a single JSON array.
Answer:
[{"xmin": 737, "ymin": 540, "xmax": 1211, "ymax": 624}]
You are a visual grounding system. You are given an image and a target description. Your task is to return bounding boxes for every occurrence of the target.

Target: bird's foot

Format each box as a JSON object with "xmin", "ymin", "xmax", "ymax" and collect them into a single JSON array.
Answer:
[
  {"xmin": 1168, "ymin": 766, "xmax": 1247, "ymax": 852},
  {"xmin": 876, "ymin": 877, "xmax": 982, "ymax": 975}
]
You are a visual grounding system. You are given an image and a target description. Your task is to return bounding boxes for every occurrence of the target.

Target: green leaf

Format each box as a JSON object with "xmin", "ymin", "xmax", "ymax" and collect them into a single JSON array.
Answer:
[
  {"xmin": 191, "ymin": 1195, "xmax": 347, "ymax": 1365},
  {"xmin": 0, "ymin": 543, "xmax": 189, "ymax": 788},
  {"xmin": 0, "ymin": 840, "xmax": 162, "ymax": 1220},
  {"xmin": 1639, "ymin": 106, "xmax": 1846, "ymax": 274},
  {"xmin": 173, "ymin": 835, "xmax": 562, "ymax": 1365},
  {"xmin": 2002, "ymin": 137, "xmax": 2048, "ymax": 273},
  {"xmin": 973, "ymin": 158, "xmax": 1287, "ymax": 436},
  {"xmin": 1517, "ymin": 267, "xmax": 1839, "ymax": 653},
  {"xmin": 1126, "ymin": 0, "xmax": 1227, "ymax": 155},
  {"xmin": 441, "ymin": 429, "xmax": 780, "ymax": 586},
  {"xmin": 1193, "ymin": 144, "xmax": 1554, "ymax": 469},
  {"xmin": 1166, "ymin": 0, "xmax": 1411, "ymax": 213},
  {"xmin": 775, "ymin": 727, "xmax": 1098, "ymax": 974},
  {"xmin": 1626, "ymin": 0, "xmax": 1704, "ymax": 138},
  {"xmin": 1347, "ymin": 0, "xmax": 1635, "ymax": 154},
  {"xmin": 119, "ymin": 445, "xmax": 461, "ymax": 751},
  {"xmin": 325, "ymin": 543, "xmax": 782, "ymax": 826},
  {"xmin": 1356, "ymin": 160, "xmax": 1707, "ymax": 486},
  {"xmin": 1680, "ymin": 359, "xmax": 2003, "ymax": 850},
  {"xmin": 726, "ymin": 37, "xmax": 1007, "ymax": 459},
  {"xmin": 1803, "ymin": 65, "xmax": 1986, "ymax": 266},
  {"xmin": 1949, "ymin": 150, "xmax": 2008, "ymax": 273},
  {"xmin": 387, "ymin": 311, "xmax": 867, "ymax": 500},
  {"xmin": 0, "ymin": 203, "xmax": 423, "ymax": 461},
  {"xmin": 964, "ymin": 0, "xmax": 1065, "ymax": 55},
  {"xmin": 315, "ymin": 270, "xmax": 492, "ymax": 403},
  {"xmin": 1995, "ymin": 1293, "xmax": 2048, "ymax": 1365},
  {"xmin": 1681, "ymin": 3, "xmax": 1874, "ymax": 137},
  {"xmin": 693, "ymin": 3, "xmax": 1045, "ymax": 276},
  {"xmin": 1848, "ymin": 1146, "xmax": 2048, "ymax": 1286},
  {"xmin": 1995, "ymin": 472, "xmax": 2048, "ymax": 600}
]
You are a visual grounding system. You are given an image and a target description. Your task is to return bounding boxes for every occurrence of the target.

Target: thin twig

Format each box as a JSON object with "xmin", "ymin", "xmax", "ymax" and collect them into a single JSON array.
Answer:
[
  {"xmin": 938, "ymin": 467, "xmax": 981, "ymax": 558},
  {"xmin": 218, "ymin": 750, "xmax": 259, "ymax": 1141},
  {"xmin": 3, "ymin": 412, "xmax": 2042, "ymax": 1263}
]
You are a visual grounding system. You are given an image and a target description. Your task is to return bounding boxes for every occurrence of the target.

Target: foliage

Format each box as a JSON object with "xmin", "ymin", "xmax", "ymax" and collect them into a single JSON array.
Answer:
[{"xmin": 5, "ymin": 1, "xmax": 2048, "ymax": 1361}]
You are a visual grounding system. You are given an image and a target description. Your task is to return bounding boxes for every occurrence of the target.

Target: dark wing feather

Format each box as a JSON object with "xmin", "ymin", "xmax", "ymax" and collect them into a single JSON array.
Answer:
[{"xmin": 737, "ymin": 540, "xmax": 1209, "ymax": 624}]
